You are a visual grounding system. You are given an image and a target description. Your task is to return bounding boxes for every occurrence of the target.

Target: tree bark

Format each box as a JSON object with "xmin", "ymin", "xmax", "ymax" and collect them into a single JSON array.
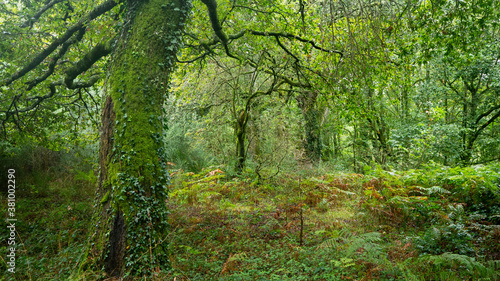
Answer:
[
  {"xmin": 235, "ymin": 110, "xmax": 248, "ymax": 173},
  {"xmin": 367, "ymin": 115, "xmax": 390, "ymax": 165},
  {"xmin": 82, "ymin": 0, "xmax": 189, "ymax": 278}
]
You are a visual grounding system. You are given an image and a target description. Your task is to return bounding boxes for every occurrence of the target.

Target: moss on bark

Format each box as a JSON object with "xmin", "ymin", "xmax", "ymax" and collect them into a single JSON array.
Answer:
[{"xmin": 82, "ymin": 0, "xmax": 190, "ymax": 278}]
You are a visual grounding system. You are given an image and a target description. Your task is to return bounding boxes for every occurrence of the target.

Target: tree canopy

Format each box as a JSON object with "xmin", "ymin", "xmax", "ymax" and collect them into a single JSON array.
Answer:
[{"xmin": 1, "ymin": 0, "xmax": 500, "ymax": 279}]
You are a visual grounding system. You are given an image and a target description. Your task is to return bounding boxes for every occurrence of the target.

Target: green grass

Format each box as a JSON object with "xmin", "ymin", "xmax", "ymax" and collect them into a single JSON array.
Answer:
[{"xmin": 0, "ymin": 169, "xmax": 96, "ymax": 281}]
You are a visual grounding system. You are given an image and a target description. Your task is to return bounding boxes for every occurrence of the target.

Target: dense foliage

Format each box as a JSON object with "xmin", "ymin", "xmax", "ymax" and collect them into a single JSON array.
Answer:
[
  {"xmin": 0, "ymin": 0, "xmax": 499, "ymax": 279},
  {"xmin": 1, "ymin": 154, "xmax": 499, "ymax": 280}
]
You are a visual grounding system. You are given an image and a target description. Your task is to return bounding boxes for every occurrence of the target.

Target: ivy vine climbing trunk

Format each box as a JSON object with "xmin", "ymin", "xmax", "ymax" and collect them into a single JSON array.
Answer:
[{"xmin": 83, "ymin": 0, "xmax": 189, "ymax": 278}]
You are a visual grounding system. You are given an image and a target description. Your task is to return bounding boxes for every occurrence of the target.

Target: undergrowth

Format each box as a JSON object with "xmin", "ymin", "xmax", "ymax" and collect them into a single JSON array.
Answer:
[
  {"xmin": 0, "ymin": 145, "xmax": 97, "ymax": 280},
  {"xmin": 1, "ymin": 152, "xmax": 499, "ymax": 280}
]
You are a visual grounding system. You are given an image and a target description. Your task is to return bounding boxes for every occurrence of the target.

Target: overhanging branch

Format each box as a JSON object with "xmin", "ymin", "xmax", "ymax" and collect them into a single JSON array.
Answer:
[
  {"xmin": 20, "ymin": 0, "xmax": 65, "ymax": 28},
  {"xmin": 1, "ymin": 0, "xmax": 117, "ymax": 87},
  {"xmin": 471, "ymin": 107, "xmax": 500, "ymax": 143},
  {"xmin": 26, "ymin": 27, "xmax": 86, "ymax": 91},
  {"xmin": 64, "ymin": 38, "xmax": 115, "ymax": 88},
  {"xmin": 199, "ymin": 0, "xmax": 342, "ymax": 63},
  {"xmin": 475, "ymin": 103, "xmax": 500, "ymax": 125},
  {"xmin": 249, "ymin": 30, "xmax": 343, "ymax": 57}
]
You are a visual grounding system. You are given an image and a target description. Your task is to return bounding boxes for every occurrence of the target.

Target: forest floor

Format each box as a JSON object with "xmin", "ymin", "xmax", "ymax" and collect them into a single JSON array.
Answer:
[{"xmin": 1, "ymin": 164, "xmax": 499, "ymax": 280}]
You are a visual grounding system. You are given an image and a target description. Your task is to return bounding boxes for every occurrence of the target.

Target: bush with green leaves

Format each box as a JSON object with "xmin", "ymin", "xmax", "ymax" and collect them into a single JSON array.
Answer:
[
  {"xmin": 415, "ymin": 223, "xmax": 474, "ymax": 256},
  {"xmin": 163, "ymin": 122, "xmax": 213, "ymax": 172},
  {"xmin": 361, "ymin": 163, "xmax": 500, "ymax": 261},
  {"xmin": 442, "ymin": 164, "xmax": 500, "ymax": 224}
]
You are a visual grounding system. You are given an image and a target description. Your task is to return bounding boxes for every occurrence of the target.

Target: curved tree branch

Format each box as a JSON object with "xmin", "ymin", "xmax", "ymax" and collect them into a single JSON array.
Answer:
[
  {"xmin": 200, "ymin": 0, "xmax": 342, "ymax": 62},
  {"xmin": 274, "ymin": 35, "xmax": 300, "ymax": 62},
  {"xmin": 200, "ymin": 0, "xmax": 228, "ymax": 45},
  {"xmin": 471, "ymin": 107, "xmax": 500, "ymax": 144},
  {"xmin": 249, "ymin": 30, "xmax": 343, "ymax": 57},
  {"xmin": 20, "ymin": 0, "xmax": 65, "ymax": 28},
  {"xmin": 26, "ymin": 27, "xmax": 86, "ymax": 91},
  {"xmin": 1, "ymin": 73, "xmax": 101, "ymax": 123},
  {"xmin": 475, "ymin": 103, "xmax": 500, "ymax": 125},
  {"xmin": 1, "ymin": 0, "xmax": 117, "ymax": 87},
  {"xmin": 64, "ymin": 38, "xmax": 116, "ymax": 88}
]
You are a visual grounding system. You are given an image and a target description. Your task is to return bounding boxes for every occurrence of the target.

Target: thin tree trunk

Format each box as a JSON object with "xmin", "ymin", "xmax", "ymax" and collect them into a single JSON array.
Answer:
[
  {"xmin": 236, "ymin": 129, "xmax": 246, "ymax": 173},
  {"xmin": 297, "ymin": 91, "xmax": 322, "ymax": 164}
]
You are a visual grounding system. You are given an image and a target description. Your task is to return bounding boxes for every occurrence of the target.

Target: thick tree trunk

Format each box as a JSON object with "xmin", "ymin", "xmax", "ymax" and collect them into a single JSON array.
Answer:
[{"xmin": 83, "ymin": 0, "xmax": 189, "ymax": 278}]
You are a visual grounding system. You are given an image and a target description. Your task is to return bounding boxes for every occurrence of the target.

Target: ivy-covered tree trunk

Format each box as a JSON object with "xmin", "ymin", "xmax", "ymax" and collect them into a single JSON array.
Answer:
[
  {"xmin": 297, "ymin": 91, "xmax": 322, "ymax": 164},
  {"xmin": 84, "ymin": 0, "xmax": 189, "ymax": 278},
  {"xmin": 235, "ymin": 110, "xmax": 248, "ymax": 173}
]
